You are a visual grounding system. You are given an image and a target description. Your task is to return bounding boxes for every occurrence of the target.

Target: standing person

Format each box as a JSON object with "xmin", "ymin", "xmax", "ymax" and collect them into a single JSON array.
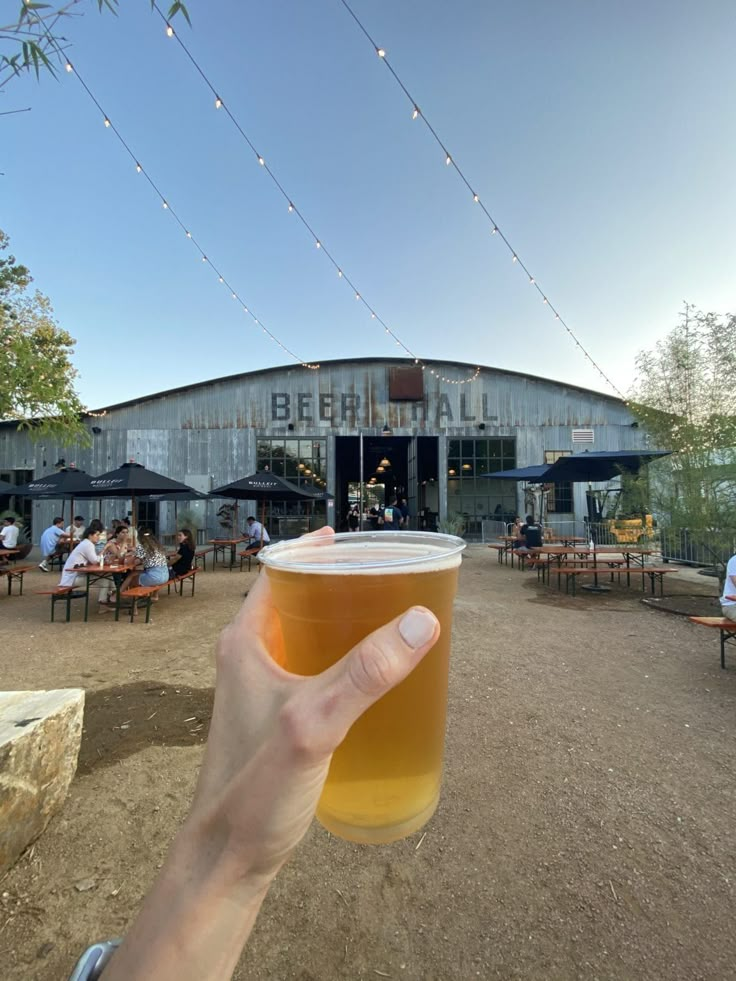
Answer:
[
  {"xmin": 245, "ymin": 515, "xmax": 270, "ymax": 551},
  {"xmin": 120, "ymin": 527, "xmax": 169, "ymax": 598},
  {"xmin": 398, "ymin": 497, "xmax": 410, "ymax": 530},
  {"xmin": 169, "ymin": 529, "xmax": 195, "ymax": 579},
  {"xmin": 38, "ymin": 516, "xmax": 66, "ymax": 571},
  {"xmin": 721, "ymin": 551, "xmax": 736, "ymax": 623},
  {"xmin": 58, "ymin": 523, "xmax": 104, "ymax": 590},
  {"xmin": 382, "ymin": 498, "xmax": 401, "ymax": 530},
  {"xmin": 347, "ymin": 507, "xmax": 360, "ymax": 532},
  {"xmin": 0, "ymin": 516, "xmax": 19, "ymax": 552},
  {"xmin": 65, "ymin": 515, "xmax": 85, "ymax": 543}
]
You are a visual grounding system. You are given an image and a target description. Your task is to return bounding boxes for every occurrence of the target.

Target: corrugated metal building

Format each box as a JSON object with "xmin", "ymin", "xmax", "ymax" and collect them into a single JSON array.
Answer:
[{"xmin": 0, "ymin": 358, "xmax": 645, "ymax": 541}]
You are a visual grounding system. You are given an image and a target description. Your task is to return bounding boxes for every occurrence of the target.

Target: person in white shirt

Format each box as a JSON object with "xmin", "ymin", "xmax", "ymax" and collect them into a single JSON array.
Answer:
[
  {"xmin": 245, "ymin": 516, "xmax": 270, "ymax": 550},
  {"xmin": 721, "ymin": 552, "xmax": 736, "ymax": 623},
  {"xmin": 65, "ymin": 515, "xmax": 85, "ymax": 542},
  {"xmin": 0, "ymin": 517, "xmax": 19, "ymax": 552},
  {"xmin": 59, "ymin": 523, "xmax": 104, "ymax": 589}
]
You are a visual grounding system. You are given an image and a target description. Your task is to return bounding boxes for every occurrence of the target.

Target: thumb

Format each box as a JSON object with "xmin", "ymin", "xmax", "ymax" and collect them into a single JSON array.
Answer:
[{"xmin": 308, "ymin": 606, "xmax": 440, "ymax": 752}]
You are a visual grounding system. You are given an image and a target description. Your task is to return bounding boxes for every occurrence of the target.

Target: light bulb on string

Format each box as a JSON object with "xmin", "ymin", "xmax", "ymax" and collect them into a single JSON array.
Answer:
[
  {"xmin": 473, "ymin": 193, "xmax": 479, "ymax": 203},
  {"xmin": 165, "ymin": 23, "xmax": 174, "ymax": 37},
  {"xmin": 162, "ymin": 200, "xmax": 168, "ymax": 209},
  {"xmin": 135, "ymin": 163, "xmax": 142, "ymax": 173},
  {"xmin": 65, "ymin": 62, "xmax": 73, "ymax": 73},
  {"xmin": 186, "ymin": 230, "xmax": 191, "ymax": 238},
  {"xmin": 202, "ymin": 256, "xmax": 207, "ymax": 262},
  {"xmin": 337, "ymin": 269, "xmax": 342, "ymax": 277},
  {"xmin": 445, "ymin": 154, "xmax": 452, "ymax": 166},
  {"xmin": 412, "ymin": 106, "xmax": 420, "ymax": 119},
  {"xmin": 103, "ymin": 118, "xmax": 111, "ymax": 128},
  {"xmin": 377, "ymin": 47, "xmax": 386, "ymax": 57},
  {"xmin": 529, "ymin": 276, "xmax": 535, "ymax": 284},
  {"xmin": 214, "ymin": 96, "xmax": 222, "ymax": 109},
  {"xmin": 315, "ymin": 241, "xmax": 321, "ymax": 249},
  {"xmin": 258, "ymin": 156, "xmax": 265, "ymax": 166},
  {"xmin": 288, "ymin": 202, "xmax": 294, "ymax": 212},
  {"xmin": 512, "ymin": 254, "xmax": 517, "ymax": 263}
]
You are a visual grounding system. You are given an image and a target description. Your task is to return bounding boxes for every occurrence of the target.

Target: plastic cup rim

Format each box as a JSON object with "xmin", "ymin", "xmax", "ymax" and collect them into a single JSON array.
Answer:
[{"xmin": 258, "ymin": 530, "xmax": 466, "ymax": 573}]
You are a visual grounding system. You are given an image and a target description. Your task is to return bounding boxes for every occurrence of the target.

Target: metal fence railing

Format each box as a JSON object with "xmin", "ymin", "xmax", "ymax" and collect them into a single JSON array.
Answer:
[{"xmin": 659, "ymin": 528, "xmax": 736, "ymax": 568}]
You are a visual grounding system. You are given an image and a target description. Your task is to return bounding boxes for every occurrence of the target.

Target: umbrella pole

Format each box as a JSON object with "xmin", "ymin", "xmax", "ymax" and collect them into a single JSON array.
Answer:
[{"xmin": 261, "ymin": 499, "xmax": 265, "ymax": 546}]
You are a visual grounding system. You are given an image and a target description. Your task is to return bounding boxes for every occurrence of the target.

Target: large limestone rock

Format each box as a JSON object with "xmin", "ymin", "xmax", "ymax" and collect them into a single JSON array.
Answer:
[{"xmin": 0, "ymin": 689, "xmax": 85, "ymax": 880}]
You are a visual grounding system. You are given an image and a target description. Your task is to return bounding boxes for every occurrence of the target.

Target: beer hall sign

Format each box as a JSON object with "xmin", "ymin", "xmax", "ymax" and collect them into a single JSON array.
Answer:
[{"xmin": 269, "ymin": 391, "xmax": 499, "ymax": 428}]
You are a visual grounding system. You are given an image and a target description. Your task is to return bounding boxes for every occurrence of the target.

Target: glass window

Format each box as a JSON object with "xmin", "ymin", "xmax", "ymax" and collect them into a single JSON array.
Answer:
[
  {"xmin": 252, "ymin": 439, "xmax": 328, "ymax": 529},
  {"xmin": 543, "ymin": 451, "xmax": 573, "ymax": 513},
  {"xmin": 446, "ymin": 438, "xmax": 517, "ymax": 533}
]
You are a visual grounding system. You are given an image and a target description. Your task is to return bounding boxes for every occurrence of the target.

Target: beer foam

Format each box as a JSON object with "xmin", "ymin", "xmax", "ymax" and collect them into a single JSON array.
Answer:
[{"xmin": 260, "ymin": 534, "xmax": 464, "ymax": 574}]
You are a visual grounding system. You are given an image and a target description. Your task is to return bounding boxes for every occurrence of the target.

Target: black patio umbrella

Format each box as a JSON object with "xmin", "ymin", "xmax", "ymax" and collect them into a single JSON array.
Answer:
[
  {"xmin": 481, "ymin": 465, "xmax": 552, "ymax": 481},
  {"xmin": 210, "ymin": 471, "xmax": 330, "ymax": 543},
  {"xmin": 0, "ymin": 478, "xmax": 17, "ymax": 496},
  {"xmin": 75, "ymin": 462, "xmax": 200, "ymax": 532},
  {"xmin": 14, "ymin": 467, "xmax": 97, "ymax": 525},
  {"xmin": 542, "ymin": 450, "xmax": 672, "ymax": 484}
]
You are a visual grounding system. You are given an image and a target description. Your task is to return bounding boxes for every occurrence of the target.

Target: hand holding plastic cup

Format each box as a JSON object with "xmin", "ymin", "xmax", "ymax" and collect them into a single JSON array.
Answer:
[{"xmin": 259, "ymin": 530, "xmax": 465, "ymax": 844}]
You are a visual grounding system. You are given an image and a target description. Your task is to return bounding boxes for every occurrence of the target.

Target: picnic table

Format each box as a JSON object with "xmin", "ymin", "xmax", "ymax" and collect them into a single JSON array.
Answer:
[
  {"xmin": 209, "ymin": 537, "xmax": 247, "ymax": 569},
  {"xmin": 529, "ymin": 546, "xmax": 657, "ymax": 593},
  {"xmin": 75, "ymin": 564, "xmax": 129, "ymax": 621}
]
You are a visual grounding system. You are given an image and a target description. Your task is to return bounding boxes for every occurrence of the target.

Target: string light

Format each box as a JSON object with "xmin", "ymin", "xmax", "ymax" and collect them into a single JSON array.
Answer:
[
  {"xmin": 214, "ymin": 96, "xmax": 222, "ymax": 109},
  {"xmin": 148, "ymin": 2, "xmax": 477, "ymax": 385},
  {"xmin": 58, "ymin": 56, "xmax": 319, "ymax": 370},
  {"xmin": 65, "ymin": 62, "xmax": 73, "ymax": 73},
  {"xmin": 337, "ymin": 0, "xmax": 626, "ymax": 400},
  {"xmin": 165, "ymin": 23, "xmax": 174, "ymax": 37}
]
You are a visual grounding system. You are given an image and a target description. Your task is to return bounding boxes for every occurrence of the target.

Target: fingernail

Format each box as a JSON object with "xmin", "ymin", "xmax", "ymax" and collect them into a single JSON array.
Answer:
[{"xmin": 399, "ymin": 607, "xmax": 437, "ymax": 649}]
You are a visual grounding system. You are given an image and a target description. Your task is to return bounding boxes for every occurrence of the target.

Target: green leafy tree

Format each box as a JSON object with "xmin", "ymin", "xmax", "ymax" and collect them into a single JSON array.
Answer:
[
  {"xmin": 1, "ymin": 0, "xmax": 190, "ymax": 85},
  {"xmin": 629, "ymin": 303, "xmax": 736, "ymax": 572},
  {"xmin": 0, "ymin": 229, "xmax": 90, "ymax": 445}
]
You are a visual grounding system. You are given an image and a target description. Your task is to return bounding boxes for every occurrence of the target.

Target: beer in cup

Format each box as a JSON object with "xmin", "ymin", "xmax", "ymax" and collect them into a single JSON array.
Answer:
[{"xmin": 259, "ymin": 531, "xmax": 465, "ymax": 844}]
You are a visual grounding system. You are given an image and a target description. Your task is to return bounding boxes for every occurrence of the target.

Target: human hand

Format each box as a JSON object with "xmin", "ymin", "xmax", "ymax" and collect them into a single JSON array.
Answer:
[
  {"xmin": 184, "ymin": 526, "xmax": 440, "ymax": 887},
  {"xmin": 102, "ymin": 527, "xmax": 440, "ymax": 981}
]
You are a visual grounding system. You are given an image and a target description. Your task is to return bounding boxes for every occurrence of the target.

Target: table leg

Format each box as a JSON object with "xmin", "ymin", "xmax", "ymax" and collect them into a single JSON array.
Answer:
[{"xmin": 84, "ymin": 577, "xmax": 92, "ymax": 622}]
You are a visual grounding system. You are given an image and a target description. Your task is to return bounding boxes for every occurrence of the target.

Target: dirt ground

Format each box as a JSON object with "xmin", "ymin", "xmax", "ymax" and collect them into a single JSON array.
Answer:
[{"xmin": 2, "ymin": 548, "xmax": 735, "ymax": 981}]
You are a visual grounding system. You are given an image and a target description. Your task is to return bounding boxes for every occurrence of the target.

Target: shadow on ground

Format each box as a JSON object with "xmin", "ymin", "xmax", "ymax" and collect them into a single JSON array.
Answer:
[{"xmin": 78, "ymin": 682, "xmax": 213, "ymax": 775}]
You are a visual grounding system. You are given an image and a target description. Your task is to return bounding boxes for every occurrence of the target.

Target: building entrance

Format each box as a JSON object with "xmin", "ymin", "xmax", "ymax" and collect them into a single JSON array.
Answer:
[{"xmin": 334, "ymin": 436, "xmax": 439, "ymax": 531}]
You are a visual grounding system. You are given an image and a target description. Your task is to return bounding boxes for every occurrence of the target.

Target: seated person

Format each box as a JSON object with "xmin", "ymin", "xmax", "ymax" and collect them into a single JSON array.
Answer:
[
  {"xmin": 0, "ymin": 516, "xmax": 19, "ymax": 555},
  {"xmin": 245, "ymin": 516, "xmax": 270, "ymax": 551},
  {"xmin": 510, "ymin": 515, "xmax": 524, "ymax": 548},
  {"xmin": 721, "ymin": 551, "xmax": 736, "ymax": 624},
  {"xmin": 39, "ymin": 516, "xmax": 67, "ymax": 571},
  {"xmin": 520, "ymin": 514, "xmax": 543, "ymax": 549},
  {"xmin": 169, "ymin": 529, "xmax": 195, "ymax": 579},
  {"xmin": 65, "ymin": 515, "xmax": 85, "ymax": 543},
  {"xmin": 58, "ymin": 521, "xmax": 105, "ymax": 590}
]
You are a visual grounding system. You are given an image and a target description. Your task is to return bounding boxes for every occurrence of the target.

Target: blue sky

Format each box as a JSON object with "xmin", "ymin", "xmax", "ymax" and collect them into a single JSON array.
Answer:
[{"xmin": 2, "ymin": 0, "xmax": 734, "ymax": 409}]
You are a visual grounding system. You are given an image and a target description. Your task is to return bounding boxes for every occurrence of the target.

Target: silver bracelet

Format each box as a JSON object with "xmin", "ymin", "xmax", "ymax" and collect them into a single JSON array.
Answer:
[{"xmin": 68, "ymin": 940, "xmax": 122, "ymax": 980}]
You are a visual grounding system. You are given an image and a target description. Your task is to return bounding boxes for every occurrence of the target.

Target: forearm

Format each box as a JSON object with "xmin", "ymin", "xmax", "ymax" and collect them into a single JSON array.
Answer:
[{"xmin": 102, "ymin": 823, "xmax": 272, "ymax": 981}]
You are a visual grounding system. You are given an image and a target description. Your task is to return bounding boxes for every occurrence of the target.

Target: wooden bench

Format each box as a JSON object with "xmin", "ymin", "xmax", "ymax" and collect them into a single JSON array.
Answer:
[
  {"xmin": 193, "ymin": 548, "xmax": 213, "ymax": 572},
  {"xmin": 166, "ymin": 568, "xmax": 198, "ymax": 597},
  {"xmin": 119, "ymin": 584, "xmax": 165, "ymax": 623},
  {"xmin": 35, "ymin": 586, "xmax": 85, "ymax": 622},
  {"xmin": 239, "ymin": 547, "xmax": 262, "ymax": 572},
  {"xmin": 0, "ymin": 565, "xmax": 34, "ymax": 596},
  {"xmin": 548, "ymin": 558, "xmax": 625, "ymax": 587},
  {"xmin": 635, "ymin": 567, "xmax": 679, "ymax": 596},
  {"xmin": 688, "ymin": 613, "xmax": 736, "ymax": 669},
  {"xmin": 487, "ymin": 543, "xmax": 509, "ymax": 564}
]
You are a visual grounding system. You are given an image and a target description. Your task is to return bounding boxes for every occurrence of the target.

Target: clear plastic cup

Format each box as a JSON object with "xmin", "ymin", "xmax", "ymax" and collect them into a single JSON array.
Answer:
[{"xmin": 259, "ymin": 531, "xmax": 465, "ymax": 844}]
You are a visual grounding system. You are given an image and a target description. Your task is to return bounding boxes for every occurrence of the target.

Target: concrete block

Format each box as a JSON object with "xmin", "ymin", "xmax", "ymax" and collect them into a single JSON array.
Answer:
[{"xmin": 0, "ymin": 689, "xmax": 85, "ymax": 880}]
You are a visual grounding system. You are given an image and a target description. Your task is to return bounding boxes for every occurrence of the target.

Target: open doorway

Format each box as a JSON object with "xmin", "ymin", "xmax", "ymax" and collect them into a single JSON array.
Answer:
[{"xmin": 335, "ymin": 436, "xmax": 412, "ymax": 531}]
